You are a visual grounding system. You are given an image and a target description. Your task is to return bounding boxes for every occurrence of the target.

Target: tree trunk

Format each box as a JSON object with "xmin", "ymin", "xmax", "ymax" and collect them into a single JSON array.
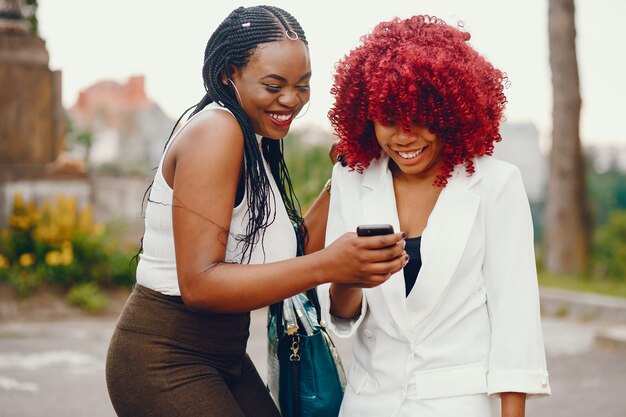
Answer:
[{"xmin": 544, "ymin": 0, "xmax": 589, "ymax": 274}]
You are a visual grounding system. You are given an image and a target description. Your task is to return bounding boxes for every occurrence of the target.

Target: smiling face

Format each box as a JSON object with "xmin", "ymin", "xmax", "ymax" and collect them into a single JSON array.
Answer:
[
  {"xmin": 229, "ymin": 39, "xmax": 311, "ymax": 139},
  {"xmin": 374, "ymin": 121, "xmax": 443, "ymax": 181}
]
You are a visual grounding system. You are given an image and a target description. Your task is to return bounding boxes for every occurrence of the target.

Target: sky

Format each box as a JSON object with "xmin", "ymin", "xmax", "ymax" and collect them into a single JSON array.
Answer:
[{"xmin": 37, "ymin": 0, "xmax": 626, "ymax": 149}]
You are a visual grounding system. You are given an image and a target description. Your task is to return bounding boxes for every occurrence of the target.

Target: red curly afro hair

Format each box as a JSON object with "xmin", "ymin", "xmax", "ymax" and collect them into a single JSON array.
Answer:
[{"xmin": 329, "ymin": 15, "xmax": 508, "ymax": 186}]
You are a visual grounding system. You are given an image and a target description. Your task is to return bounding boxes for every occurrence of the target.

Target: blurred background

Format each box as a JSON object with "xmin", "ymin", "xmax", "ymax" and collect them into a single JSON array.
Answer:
[{"xmin": 0, "ymin": 1, "xmax": 625, "ymax": 416}]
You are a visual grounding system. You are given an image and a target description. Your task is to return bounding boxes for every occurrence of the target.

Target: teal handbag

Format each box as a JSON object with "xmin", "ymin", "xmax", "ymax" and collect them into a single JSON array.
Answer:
[{"xmin": 267, "ymin": 234, "xmax": 346, "ymax": 417}]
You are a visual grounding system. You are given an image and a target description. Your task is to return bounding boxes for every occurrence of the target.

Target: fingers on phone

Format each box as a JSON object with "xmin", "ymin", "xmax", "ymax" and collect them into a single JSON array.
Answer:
[
  {"xmin": 362, "ymin": 232, "xmax": 405, "ymax": 248},
  {"xmin": 376, "ymin": 242, "xmax": 406, "ymax": 262}
]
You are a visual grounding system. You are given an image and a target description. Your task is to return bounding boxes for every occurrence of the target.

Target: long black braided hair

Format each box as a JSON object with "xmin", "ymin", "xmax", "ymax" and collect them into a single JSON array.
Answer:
[{"xmin": 139, "ymin": 5, "xmax": 307, "ymax": 264}]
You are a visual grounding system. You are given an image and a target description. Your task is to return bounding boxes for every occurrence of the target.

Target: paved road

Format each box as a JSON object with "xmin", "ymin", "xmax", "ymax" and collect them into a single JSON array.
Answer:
[{"xmin": 1, "ymin": 310, "xmax": 625, "ymax": 417}]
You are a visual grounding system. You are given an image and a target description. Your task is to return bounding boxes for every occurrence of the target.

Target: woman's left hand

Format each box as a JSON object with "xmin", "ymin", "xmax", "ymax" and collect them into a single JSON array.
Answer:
[{"xmin": 329, "ymin": 141, "xmax": 348, "ymax": 166}]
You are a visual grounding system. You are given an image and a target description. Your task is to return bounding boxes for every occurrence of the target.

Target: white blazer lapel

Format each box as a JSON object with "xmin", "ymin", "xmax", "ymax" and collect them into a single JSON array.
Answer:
[
  {"xmin": 360, "ymin": 156, "xmax": 411, "ymax": 340},
  {"xmin": 406, "ymin": 165, "xmax": 482, "ymax": 334}
]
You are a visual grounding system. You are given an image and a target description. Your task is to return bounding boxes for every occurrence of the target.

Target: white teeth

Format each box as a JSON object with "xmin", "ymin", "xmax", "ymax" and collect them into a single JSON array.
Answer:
[
  {"xmin": 397, "ymin": 146, "xmax": 426, "ymax": 159},
  {"xmin": 268, "ymin": 113, "xmax": 292, "ymax": 122},
  {"xmin": 398, "ymin": 150, "xmax": 418, "ymax": 159}
]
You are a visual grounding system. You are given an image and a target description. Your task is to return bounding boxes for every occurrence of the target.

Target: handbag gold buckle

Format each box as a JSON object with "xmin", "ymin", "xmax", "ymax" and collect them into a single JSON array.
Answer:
[{"xmin": 290, "ymin": 335, "xmax": 301, "ymax": 362}]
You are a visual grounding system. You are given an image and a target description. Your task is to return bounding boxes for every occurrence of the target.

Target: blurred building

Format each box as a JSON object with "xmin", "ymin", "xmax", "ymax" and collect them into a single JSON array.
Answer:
[
  {"xmin": 0, "ymin": 3, "xmax": 156, "ymax": 235},
  {"xmin": 587, "ymin": 144, "xmax": 626, "ymax": 173},
  {"xmin": 68, "ymin": 75, "xmax": 174, "ymax": 174},
  {"xmin": 494, "ymin": 122, "xmax": 548, "ymax": 203}
]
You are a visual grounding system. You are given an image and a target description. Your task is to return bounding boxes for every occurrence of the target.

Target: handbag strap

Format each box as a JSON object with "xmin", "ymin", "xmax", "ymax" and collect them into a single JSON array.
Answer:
[
  {"xmin": 305, "ymin": 287, "xmax": 322, "ymax": 323},
  {"xmin": 270, "ymin": 225, "xmax": 323, "ymax": 334},
  {"xmin": 295, "ymin": 225, "xmax": 324, "ymax": 322},
  {"xmin": 291, "ymin": 358, "xmax": 301, "ymax": 415}
]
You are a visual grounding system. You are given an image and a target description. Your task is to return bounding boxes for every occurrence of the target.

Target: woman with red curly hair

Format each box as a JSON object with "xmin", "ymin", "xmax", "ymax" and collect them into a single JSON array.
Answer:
[{"xmin": 317, "ymin": 15, "xmax": 550, "ymax": 417}]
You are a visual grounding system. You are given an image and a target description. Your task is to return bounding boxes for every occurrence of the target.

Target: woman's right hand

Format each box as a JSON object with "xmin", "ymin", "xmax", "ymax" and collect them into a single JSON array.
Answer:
[
  {"xmin": 328, "ymin": 141, "xmax": 347, "ymax": 167},
  {"xmin": 321, "ymin": 231, "xmax": 407, "ymax": 288}
]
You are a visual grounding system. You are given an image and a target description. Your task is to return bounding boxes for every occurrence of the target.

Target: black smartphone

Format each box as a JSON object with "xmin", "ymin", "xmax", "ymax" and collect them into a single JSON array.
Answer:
[{"xmin": 356, "ymin": 224, "xmax": 395, "ymax": 237}]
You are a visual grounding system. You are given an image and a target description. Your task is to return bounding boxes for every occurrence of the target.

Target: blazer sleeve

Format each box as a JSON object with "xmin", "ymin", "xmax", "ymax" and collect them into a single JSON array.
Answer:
[
  {"xmin": 482, "ymin": 164, "xmax": 551, "ymax": 398},
  {"xmin": 317, "ymin": 164, "xmax": 368, "ymax": 339}
]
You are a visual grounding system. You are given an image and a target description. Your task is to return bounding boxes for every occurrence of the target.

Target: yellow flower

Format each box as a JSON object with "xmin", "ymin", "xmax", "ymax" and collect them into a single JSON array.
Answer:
[
  {"xmin": 19, "ymin": 253, "xmax": 35, "ymax": 267},
  {"xmin": 13, "ymin": 193, "xmax": 25, "ymax": 210},
  {"xmin": 0, "ymin": 255, "xmax": 9, "ymax": 268},
  {"xmin": 78, "ymin": 205, "xmax": 94, "ymax": 232},
  {"xmin": 45, "ymin": 251, "xmax": 62, "ymax": 266},
  {"xmin": 92, "ymin": 223, "xmax": 105, "ymax": 236},
  {"xmin": 60, "ymin": 241, "xmax": 73, "ymax": 265},
  {"xmin": 9, "ymin": 214, "xmax": 30, "ymax": 230}
]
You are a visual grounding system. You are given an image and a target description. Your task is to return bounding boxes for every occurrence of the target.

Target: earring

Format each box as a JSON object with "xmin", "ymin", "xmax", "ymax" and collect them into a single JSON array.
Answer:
[
  {"xmin": 228, "ymin": 79, "xmax": 243, "ymax": 106},
  {"xmin": 295, "ymin": 99, "xmax": 311, "ymax": 119}
]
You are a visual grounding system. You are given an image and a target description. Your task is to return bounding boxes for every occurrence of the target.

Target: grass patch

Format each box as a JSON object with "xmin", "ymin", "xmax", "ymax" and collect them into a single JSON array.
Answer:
[
  {"xmin": 554, "ymin": 306, "xmax": 570, "ymax": 318},
  {"xmin": 66, "ymin": 282, "xmax": 108, "ymax": 313},
  {"xmin": 539, "ymin": 272, "xmax": 626, "ymax": 299}
]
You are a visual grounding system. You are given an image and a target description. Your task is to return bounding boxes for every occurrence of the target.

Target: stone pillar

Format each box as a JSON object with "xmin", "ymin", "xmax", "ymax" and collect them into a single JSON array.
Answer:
[
  {"xmin": 0, "ymin": 0, "xmax": 65, "ymax": 180},
  {"xmin": 0, "ymin": 0, "xmax": 66, "ymax": 225},
  {"xmin": 0, "ymin": 0, "xmax": 30, "ymax": 33}
]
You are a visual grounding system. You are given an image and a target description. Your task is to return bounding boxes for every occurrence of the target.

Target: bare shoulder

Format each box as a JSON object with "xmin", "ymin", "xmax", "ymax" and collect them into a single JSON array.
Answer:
[
  {"xmin": 173, "ymin": 107, "xmax": 243, "ymax": 156},
  {"xmin": 161, "ymin": 107, "xmax": 244, "ymax": 191},
  {"xmin": 170, "ymin": 108, "xmax": 244, "ymax": 174}
]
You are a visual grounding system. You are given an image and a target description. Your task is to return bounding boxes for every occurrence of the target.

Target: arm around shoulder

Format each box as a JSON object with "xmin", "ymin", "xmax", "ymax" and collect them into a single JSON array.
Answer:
[{"xmin": 170, "ymin": 127, "xmax": 404, "ymax": 314}]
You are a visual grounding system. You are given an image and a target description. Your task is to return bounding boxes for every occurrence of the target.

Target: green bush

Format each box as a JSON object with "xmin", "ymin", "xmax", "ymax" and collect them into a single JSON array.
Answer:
[
  {"xmin": 591, "ymin": 210, "xmax": 626, "ymax": 281},
  {"xmin": 0, "ymin": 193, "xmax": 138, "ymax": 295},
  {"xmin": 66, "ymin": 282, "xmax": 108, "ymax": 313},
  {"xmin": 0, "ymin": 266, "xmax": 44, "ymax": 298},
  {"xmin": 108, "ymin": 251, "xmax": 137, "ymax": 288}
]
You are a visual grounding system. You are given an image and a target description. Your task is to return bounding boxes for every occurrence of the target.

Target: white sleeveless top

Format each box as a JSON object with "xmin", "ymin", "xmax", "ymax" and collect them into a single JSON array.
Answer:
[{"xmin": 136, "ymin": 103, "xmax": 297, "ymax": 296}]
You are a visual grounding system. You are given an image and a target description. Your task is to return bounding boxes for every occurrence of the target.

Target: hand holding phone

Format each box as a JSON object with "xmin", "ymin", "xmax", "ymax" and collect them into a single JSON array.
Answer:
[{"xmin": 322, "ymin": 223, "xmax": 404, "ymax": 288}]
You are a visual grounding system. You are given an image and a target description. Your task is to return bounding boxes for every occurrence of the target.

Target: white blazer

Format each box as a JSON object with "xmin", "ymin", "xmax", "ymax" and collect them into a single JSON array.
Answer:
[{"xmin": 318, "ymin": 155, "xmax": 550, "ymax": 417}]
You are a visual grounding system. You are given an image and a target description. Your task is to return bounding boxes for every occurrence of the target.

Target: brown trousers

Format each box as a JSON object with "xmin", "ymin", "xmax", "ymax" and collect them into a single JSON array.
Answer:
[{"xmin": 106, "ymin": 285, "xmax": 280, "ymax": 417}]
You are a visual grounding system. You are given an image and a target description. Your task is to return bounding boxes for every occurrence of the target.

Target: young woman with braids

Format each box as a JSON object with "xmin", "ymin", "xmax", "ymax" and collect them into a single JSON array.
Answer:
[
  {"xmin": 105, "ymin": 6, "xmax": 407, "ymax": 417},
  {"xmin": 317, "ymin": 16, "xmax": 550, "ymax": 417}
]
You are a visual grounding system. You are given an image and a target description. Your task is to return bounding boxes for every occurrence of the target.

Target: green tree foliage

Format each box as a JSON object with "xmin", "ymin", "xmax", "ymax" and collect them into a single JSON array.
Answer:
[
  {"xmin": 591, "ymin": 210, "xmax": 626, "ymax": 281},
  {"xmin": 587, "ymin": 164, "xmax": 626, "ymax": 227},
  {"xmin": 283, "ymin": 132, "xmax": 334, "ymax": 211},
  {"xmin": 24, "ymin": 0, "xmax": 38, "ymax": 34},
  {"xmin": 585, "ymin": 159, "xmax": 626, "ymax": 282}
]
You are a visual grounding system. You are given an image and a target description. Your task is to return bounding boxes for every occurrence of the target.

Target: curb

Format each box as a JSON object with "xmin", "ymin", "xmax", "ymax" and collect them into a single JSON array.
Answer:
[
  {"xmin": 540, "ymin": 286, "xmax": 626, "ymax": 323},
  {"xmin": 540, "ymin": 286, "xmax": 626, "ymax": 351},
  {"xmin": 595, "ymin": 325, "xmax": 626, "ymax": 352}
]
